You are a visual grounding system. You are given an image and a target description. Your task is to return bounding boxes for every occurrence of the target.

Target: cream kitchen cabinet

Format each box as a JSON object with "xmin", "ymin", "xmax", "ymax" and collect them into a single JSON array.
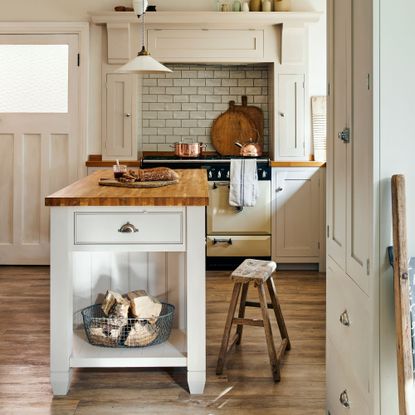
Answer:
[
  {"xmin": 102, "ymin": 73, "xmax": 137, "ymax": 161},
  {"xmin": 272, "ymin": 167, "xmax": 324, "ymax": 269},
  {"xmin": 326, "ymin": 0, "xmax": 374, "ymax": 413},
  {"xmin": 275, "ymin": 74, "xmax": 306, "ymax": 161}
]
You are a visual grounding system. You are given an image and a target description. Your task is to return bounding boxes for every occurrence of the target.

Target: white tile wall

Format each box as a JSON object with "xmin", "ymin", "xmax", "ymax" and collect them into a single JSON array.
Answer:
[{"xmin": 141, "ymin": 64, "xmax": 269, "ymax": 153}]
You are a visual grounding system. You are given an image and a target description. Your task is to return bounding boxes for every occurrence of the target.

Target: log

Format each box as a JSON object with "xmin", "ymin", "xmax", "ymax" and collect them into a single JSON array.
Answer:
[
  {"xmin": 101, "ymin": 290, "xmax": 130, "ymax": 319},
  {"xmin": 124, "ymin": 321, "xmax": 159, "ymax": 347},
  {"xmin": 127, "ymin": 290, "xmax": 162, "ymax": 322}
]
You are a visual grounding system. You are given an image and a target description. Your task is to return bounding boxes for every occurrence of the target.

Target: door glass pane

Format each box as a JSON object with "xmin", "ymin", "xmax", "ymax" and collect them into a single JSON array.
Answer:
[{"xmin": 0, "ymin": 44, "xmax": 68, "ymax": 113}]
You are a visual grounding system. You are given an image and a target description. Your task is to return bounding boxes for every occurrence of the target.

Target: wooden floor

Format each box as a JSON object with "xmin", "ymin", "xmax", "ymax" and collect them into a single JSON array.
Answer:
[{"xmin": 0, "ymin": 266, "xmax": 326, "ymax": 415}]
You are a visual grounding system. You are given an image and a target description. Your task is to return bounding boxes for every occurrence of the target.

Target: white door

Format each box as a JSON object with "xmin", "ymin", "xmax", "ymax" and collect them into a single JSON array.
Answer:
[
  {"xmin": 0, "ymin": 34, "xmax": 80, "ymax": 264},
  {"xmin": 345, "ymin": 0, "xmax": 373, "ymax": 293},
  {"xmin": 273, "ymin": 168, "xmax": 320, "ymax": 259},
  {"xmin": 277, "ymin": 74, "xmax": 306, "ymax": 159},
  {"xmin": 326, "ymin": 0, "xmax": 351, "ymax": 270}
]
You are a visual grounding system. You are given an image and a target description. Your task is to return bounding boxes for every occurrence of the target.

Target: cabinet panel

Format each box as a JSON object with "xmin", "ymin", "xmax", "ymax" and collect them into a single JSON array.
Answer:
[
  {"xmin": 148, "ymin": 29, "xmax": 264, "ymax": 60},
  {"xmin": 327, "ymin": 0, "xmax": 350, "ymax": 270},
  {"xmin": 277, "ymin": 74, "xmax": 306, "ymax": 159},
  {"xmin": 272, "ymin": 168, "xmax": 320, "ymax": 259},
  {"xmin": 103, "ymin": 73, "xmax": 137, "ymax": 160},
  {"xmin": 326, "ymin": 257, "xmax": 369, "ymax": 399},
  {"xmin": 345, "ymin": 0, "xmax": 373, "ymax": 293},
  {"xmin": 327, "ymin": 338, "xmax": 370, "ymax": 415}
]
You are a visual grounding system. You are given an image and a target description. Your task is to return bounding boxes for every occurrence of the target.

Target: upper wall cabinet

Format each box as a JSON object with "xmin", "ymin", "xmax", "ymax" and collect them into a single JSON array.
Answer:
[
  {"xmin": 275, "ymin": 74, "xmax": 306, "ymax": 160},
  {"xmin": 102, "ymin": 73, "xmax": 137, "ymax": 160}
]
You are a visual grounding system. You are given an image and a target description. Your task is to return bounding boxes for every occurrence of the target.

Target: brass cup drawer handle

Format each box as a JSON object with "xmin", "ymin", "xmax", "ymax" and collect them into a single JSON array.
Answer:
[
  {"xmin": 339, "ymin": 389, "xmax": 350, "ymax": 408},
  {"xmin": 118, "ymin": 222, "xmax": 138, "ymax": 233},
  {"xmin": 339, "ymin": 310, "xmax": 350, "ymax": 327}
]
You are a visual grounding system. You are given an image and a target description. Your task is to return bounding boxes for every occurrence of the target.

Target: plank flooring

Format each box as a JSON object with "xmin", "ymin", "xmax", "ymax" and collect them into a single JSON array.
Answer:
[{"xmin": 0, "ymin": 266, "xmax": 326, "ymax": 415}]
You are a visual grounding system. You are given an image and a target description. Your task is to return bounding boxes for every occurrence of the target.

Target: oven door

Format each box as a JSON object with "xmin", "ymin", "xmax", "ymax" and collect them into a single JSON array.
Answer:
[{"xmin": 207, "ymin": 181, "xmax": 271, "ymax": 234}]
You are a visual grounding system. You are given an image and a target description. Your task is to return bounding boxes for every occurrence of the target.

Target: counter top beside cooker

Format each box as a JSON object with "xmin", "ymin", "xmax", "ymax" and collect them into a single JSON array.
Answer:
[{"xmin": 45, "ymin": 169, "xmax": 209, "ymax": 207}]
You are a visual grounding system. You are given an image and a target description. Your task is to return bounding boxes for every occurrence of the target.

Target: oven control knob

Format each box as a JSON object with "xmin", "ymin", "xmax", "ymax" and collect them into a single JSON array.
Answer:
[
  {"xmin": 208, "ymin": 170, "xmax": 213, "ymax": 179},
  {"xmin": 217, "ymin": 171, "xmax": 222, "ymax": 179},
  {"xmin": 262, "ymin": 170, "xmax": 267, "ymax": 179},
  {"xmin": 226, "ymin": 171, "xmax": 230, "ymax": 179}
]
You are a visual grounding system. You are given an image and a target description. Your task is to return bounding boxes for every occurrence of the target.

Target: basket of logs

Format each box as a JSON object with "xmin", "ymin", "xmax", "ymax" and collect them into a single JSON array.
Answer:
[{"xmin": 81, "ymin": 290, "xmax": 175, "ymax": 348}]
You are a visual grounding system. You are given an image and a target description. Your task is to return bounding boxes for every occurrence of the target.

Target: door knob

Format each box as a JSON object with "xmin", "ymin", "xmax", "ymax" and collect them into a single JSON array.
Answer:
[
  {"xmin": 339, "ymin": 390, "xmax": 350, "ymax": 408},
  {"xmin": 338, "ymin": 128, "xmax": 350, "ymax": 143},
  {"xmin": 339, "ymin": 310, "xmax": 350, "ymax": 327}
]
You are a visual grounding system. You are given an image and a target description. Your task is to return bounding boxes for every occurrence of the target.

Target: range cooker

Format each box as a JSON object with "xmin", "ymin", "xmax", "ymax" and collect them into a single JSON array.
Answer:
[{"xmin": 141, "ymin": 155, "xmax": 271, "ymax": 270}]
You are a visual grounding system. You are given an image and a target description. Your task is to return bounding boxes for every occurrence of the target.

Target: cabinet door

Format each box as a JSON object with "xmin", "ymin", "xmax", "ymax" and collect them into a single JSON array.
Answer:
[
  {"xmin": 277, "ymin": 74, "xmax": 306, "ymax": 159},
  {"xmin": 345, "ymin": 0, "xmax": 373, "ymax": 293},
  {"xmin": 103, "ymin": 73, "xmax": 137, "ymax": 160},
  {"xmin": 326, "ymin": 0, "xmax": 351, "ymax": 271},
  {"xmin": 273, "ymin": 168, "xmax": 320, "ymax": 260}
]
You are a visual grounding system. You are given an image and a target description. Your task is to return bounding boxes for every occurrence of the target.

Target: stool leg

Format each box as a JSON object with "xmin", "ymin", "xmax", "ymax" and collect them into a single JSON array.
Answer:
[
  {"xmin": 257, "ymin": 282, "xmax": 280, "ymax": 382},
  {"xmin": 266, "ymin": 277, "xmax": 291, "ymax": 351},
  {"xmin": 236, "ymin": 282, "xmax": 249, "ymax": 345},
  {"xmin": 216, "ymin": 282, "xmax": 242, "ymax": 375}
]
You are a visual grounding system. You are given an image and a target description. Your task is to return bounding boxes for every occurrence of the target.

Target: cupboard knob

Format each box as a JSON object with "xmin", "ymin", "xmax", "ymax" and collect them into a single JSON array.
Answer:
[
  {"xmin": 276, "ymin": 187, "xmax": 283, "ymax": 192},
  {"xmin": 125, "ymin": 113, "xmax": 131, "ymax": 118},
  {"xmin": 339, "ymin": 310, "xmax": 350, "ymax": 327},
  {"xmin": 279, "ymin": 112, "xmax": 285, "ymax": 117},
  {"xmin": 118, "ymin": 222, "xmax": 138, "ymax": 233},
  {"xmin": 339, "ymin": 390, "xmax": 350, "ymax": 408}
]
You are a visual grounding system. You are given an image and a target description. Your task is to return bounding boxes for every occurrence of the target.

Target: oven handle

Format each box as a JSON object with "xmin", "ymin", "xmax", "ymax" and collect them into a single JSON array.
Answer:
[
  {"xmin": 212, "ymin": 182, "xmax": 230, "ymax": 189},
  {"xmin": 213, "ymin": 238, "xmax": 233, "ymax": 245}
]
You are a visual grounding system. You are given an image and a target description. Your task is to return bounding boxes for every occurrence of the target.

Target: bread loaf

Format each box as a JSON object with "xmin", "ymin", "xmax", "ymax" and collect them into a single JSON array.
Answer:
[{"xmin": 130, "ymin": 168, "xmax": 179, "ymax": 182}]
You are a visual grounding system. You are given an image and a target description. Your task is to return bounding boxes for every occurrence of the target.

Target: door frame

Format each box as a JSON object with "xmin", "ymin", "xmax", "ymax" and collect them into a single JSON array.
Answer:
[{"xmin": 0, "ymin": 22, "xmax": 89, "ymax": 178}]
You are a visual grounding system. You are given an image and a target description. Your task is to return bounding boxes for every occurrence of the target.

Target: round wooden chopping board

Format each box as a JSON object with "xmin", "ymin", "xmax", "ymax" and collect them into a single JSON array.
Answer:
[
  {"xmin": 211, "ymin": 101, "xmax": 257, "ymax": 156},
  {"xmin": 235, "ymin": 95, "xmax": 264, "ymax": 148}
]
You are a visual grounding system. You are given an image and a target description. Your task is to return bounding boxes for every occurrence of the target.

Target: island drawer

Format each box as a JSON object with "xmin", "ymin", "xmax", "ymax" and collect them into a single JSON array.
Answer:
[{"xmin": 74, "ymin": 211, "xmax": 184, "ymax": 245}]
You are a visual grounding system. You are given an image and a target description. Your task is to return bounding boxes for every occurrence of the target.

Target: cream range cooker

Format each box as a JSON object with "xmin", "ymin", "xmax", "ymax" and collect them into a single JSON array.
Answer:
[{"xmin": 141, "ymin": 155, "xmax": 271, "ymax": 269}]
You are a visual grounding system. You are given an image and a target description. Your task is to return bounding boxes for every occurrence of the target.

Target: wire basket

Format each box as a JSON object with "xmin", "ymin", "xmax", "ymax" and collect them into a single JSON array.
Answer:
[{"xmin": 81, "ymin": 303, "xmax": 175, "ymax": 348}]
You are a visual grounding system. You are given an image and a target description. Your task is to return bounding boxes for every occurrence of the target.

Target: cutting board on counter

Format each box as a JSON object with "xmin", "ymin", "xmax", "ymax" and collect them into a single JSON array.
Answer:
[
  {"xmin": 234, "ymin": 95, "xmax": 264, "ymax": 148},
  {"xmin": 99, "ymin": 178, "xmax": 179, "ymax": 188},
  {"xmin": 211, "ymin": 101, "xmax": 257, "ymax": 156}
]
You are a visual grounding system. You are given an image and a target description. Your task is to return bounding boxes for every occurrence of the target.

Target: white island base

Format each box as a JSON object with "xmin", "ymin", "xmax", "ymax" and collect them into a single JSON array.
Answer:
[{"xmin": 49, "ymin": 205, "xmax": 206, "ymax": 395}]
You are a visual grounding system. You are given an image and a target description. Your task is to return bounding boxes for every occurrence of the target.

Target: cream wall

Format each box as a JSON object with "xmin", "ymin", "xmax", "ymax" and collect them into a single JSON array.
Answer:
[{"xmin": 0, "ymin": 0, "xmax": 326, "ymax": 157}]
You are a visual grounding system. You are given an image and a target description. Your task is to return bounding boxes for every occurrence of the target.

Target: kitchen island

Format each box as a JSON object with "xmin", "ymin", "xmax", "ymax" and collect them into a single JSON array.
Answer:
[{"xmin": 45, "ymin": 169, "xmax": 208, "ymax": 395}]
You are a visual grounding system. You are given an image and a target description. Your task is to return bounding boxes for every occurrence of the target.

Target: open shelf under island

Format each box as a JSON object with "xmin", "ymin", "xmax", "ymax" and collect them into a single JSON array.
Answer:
[{"xmin": 45, "ymin": 169, "xmax": 209, "ymax": 395}]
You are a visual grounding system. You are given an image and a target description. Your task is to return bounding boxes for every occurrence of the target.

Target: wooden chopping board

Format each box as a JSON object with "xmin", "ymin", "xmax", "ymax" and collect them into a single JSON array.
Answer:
[
  {"xmin": 234, "ymin": 95, "xmax": 264, "ymax": 148},
  {"xmin": 99, "ymin": 178, "xmax": 179, "ymax": 188},
  {"xmin": 211, "ymin": 101, "xmax": 257, "ymax": 156}
]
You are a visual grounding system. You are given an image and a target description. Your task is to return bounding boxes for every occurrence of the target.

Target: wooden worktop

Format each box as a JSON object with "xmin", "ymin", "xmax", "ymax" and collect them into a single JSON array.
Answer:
[
  {"xmin": 45, "ymin": 169, "xmax": 209, "ymax": 207},
  {"xmin": 270, "ymin": 161, "xmax": 326, "ymax": 167}
]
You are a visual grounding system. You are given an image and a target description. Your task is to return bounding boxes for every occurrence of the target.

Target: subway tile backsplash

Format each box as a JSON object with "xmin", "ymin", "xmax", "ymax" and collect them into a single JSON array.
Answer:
[{"xmin": 141, "ymin": 64, "xmax": 269, "ymax": 153}]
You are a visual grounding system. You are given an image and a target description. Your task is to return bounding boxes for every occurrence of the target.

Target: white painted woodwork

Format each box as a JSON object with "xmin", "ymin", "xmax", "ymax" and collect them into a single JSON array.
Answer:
[
  {"xmin": 327, "ymin": 338, "xmax": 370, "ymax": 414},
  {"xmin": 272, "ymin": 168, "xmax": 321, "ymax": 263},
  {"xmin": 147, "ymin": 29, "xmax": 264, "ymax": 61},
  {"xmin": 346, "ymin": 0, "xmax": 373, "ymax": 293},
  {"xmin": 0, "ymin": 33, "xmax": 80, "ymax": 265},
  {"xmin": 206, "ymin": 235, "xmax": 271, "ymax": 257},
  {"xmin": 74, "ymin": 209, "xmax": 184, "ymax": 246},
  {"xmin": 326, "ymin": 257, "xmax": 370, "ymax": 401},
  {"xmin": 326, "ymin": 0, "xmax": 375, "ymax": 413},
  {"xmin": 276, "ymin": 74, "xmax": 306, "ymax": 160},
  {"xmin": 326, "ymin": 0, "xmax": 349, "ymax": 271},
  {"xmin": 280, "ymin": 24, "xmax": 307, "ymax": 65},
  {"xmin": 207, "ymin": 181, "xmax": 271, "ymax": 235},
  {"xmin": 103, "ymin": 73, "xmax": 137, "ymax": 161},
  {"xmin": 107, "ymin": 23, "xmax": 130, "ymax": 64},
  {"xmin": 71, "ymin": 329, "xmax": 187, "ymax": 368},
  {"xmin": 50, "ymin": 205, "xmax": 206, "ymax": 396}
]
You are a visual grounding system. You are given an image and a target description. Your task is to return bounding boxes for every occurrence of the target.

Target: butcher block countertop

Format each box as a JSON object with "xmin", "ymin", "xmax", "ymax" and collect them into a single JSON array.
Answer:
[{"xmin": 45, "ymin": 169, "xmax": 209, "ymax": 207}]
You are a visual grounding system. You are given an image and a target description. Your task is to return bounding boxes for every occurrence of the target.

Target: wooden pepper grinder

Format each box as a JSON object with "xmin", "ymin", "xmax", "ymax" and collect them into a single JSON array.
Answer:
[{"xmin": 249, "ymin": 0, "xmax": 261, "ymax": 11}]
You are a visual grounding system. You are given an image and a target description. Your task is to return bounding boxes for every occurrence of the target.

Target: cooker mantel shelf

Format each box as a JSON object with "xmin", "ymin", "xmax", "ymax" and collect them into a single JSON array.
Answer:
[{"xmin": 90, "ymin": 11, "xmax": 321, "ymax": 27}]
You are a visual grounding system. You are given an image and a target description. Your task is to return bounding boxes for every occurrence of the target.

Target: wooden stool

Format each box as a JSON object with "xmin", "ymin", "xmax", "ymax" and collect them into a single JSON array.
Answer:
[{"xmin": 216, "ymin": 259, "xmax": 291, "ymax": 381}]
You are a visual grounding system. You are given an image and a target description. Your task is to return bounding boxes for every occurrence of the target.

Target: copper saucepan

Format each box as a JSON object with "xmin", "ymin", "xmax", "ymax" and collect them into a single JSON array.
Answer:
[
  {"xmin": 170, "ymin": 141, "xmax": 207, "ymax": 157},
  {"xmin": 234, "ymin": 138, "xmax": 263, "ymax": 157}
]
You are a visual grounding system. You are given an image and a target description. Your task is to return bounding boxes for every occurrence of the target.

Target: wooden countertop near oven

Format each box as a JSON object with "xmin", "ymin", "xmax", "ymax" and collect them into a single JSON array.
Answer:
[{"xmin": 45, "ymin": 169, "xmax": 209, "ymax": 207}]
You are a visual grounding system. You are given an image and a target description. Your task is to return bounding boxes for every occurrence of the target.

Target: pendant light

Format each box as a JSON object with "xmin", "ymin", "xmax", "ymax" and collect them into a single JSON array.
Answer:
[{"xmin": 117, "ymin": 0, "xmax": 172, "ymax": 74}]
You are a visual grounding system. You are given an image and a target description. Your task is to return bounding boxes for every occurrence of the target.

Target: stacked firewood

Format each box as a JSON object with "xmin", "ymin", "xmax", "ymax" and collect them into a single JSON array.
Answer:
[{"xmin": 88, "ymin": 289, "xmax": 162, "ymax": 347}]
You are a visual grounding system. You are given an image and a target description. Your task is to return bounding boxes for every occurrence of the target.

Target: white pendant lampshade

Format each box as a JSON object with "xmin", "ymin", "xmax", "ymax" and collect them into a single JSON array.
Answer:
[
  {"xmin": 132, "ymin": 0, "xmax": 148, "ymax": 16},
  {"xmin": 117, "ymin": 0, "xmax": 171, "ymax": 74}
]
